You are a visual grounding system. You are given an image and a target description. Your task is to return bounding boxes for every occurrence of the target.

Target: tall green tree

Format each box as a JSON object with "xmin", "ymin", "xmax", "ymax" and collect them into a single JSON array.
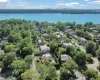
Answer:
[
  {"xmin": 60, "ymin": 59, "xmax": 78, "ymax": 80},
  {"xmin": 84, "ymin": 69, "xmax": 98, "ymax": 80},
  {"xmin": 37, "ymin": 63, "xmax": 57, "ymax": 80},
  {"xmin": 3, "ymin": 52, "xmax": 16, "ymax": 67},
  {"xmin": 11, "ymin": 60, "xmax": 28, "ymax": 76},
  {"xmin": 21, "ymin": 69, "xmax": 40, "ymax": 80},
  {"xmin": 74, "ymin": 51, "xmax": 86, "ymax": 66},
  {"xmin": 86, "ymin": 41, "xmax": 96, "ymax": 55}
]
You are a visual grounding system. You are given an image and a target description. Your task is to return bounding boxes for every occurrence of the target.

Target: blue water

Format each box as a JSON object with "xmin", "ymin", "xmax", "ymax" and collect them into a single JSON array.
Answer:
[{"xmin": 0, "ymin": 13, "xmax": 100, "ymax": 24}]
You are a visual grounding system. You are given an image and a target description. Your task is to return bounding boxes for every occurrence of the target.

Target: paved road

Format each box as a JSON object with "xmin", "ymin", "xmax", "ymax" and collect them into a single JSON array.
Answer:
[
  {"xmin": 86, "ymin": 57, "xmax": 100, "ymax": 74},
  {"xmin": 30, "ymin": 53, "xmax": 36, "ymax": 71}
]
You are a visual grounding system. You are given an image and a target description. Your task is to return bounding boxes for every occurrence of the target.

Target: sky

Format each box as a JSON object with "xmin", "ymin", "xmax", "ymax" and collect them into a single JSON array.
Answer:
[{"xmin": 0, "ymin": 0, "xmax": 100, "ymax": 9}]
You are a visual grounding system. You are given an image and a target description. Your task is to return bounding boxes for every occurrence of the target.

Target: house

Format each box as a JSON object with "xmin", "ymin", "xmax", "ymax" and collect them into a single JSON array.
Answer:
[
  {"xmin": 56, "ymin": 35, "xmax": 61, "ymax": 39},
  {"xmin": 65, "ymin": 29, "xmax": 75, "ymax": 36},
  {"xmin": 66, "ymin": 26, "xmax": 71, "ymax": 29},
  {"xmin": 78, "ymin": 38, "xmax": 87, "ymax": 45},
  {"xmin": 39, "ymin": 44, "xmax": 50, "ymax": 53},
  {"xmin": 62, "ymin": 43, "xmax": 73, "ymax": 48},
  {"xmin": 73, "ymin": 35, "xmax": 79, "ymax": 39},
  {"xmin": 54, "ymin": 32, "xmax": 64, "ymax": 36},
  {"xmin": 61, "ymin": 54, "xmax": 71, "ymax": 62},
  {"xmin": 92, "ymin": 30, "xmax": 99, "ymax": 34},
  {"xmin": 89, "ymin": 27, "xmax": 95, "ymax": 31},
  {"xmin": 54, "ymin": 32, "xmax": 63, "ymax": 39},
  {"xmin": 42, "ymin": 53, "xmax": 52, "ymax": 62},
  {"xmin": 37, "ymin": 38, "xmax": 45, "ymax": 45},
  {"xmin": 43, "ymin": 33, "xmax": 50, "ymax": 38}
]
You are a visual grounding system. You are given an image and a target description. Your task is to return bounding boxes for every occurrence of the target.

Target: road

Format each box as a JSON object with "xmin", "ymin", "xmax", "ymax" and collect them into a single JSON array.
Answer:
[
  {"xmin": 86, "ymin": 57, "xmax": 100, "ymax": 74},
  {"xmin": 30, "ymin": 53, "xmax": 36, "ymax": 71}
]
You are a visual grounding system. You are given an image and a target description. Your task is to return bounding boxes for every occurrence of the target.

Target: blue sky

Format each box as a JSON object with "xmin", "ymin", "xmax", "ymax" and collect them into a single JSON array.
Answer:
[{"xmin": 0, "ymin": 0, "xmax": 100, "ymax": 9}]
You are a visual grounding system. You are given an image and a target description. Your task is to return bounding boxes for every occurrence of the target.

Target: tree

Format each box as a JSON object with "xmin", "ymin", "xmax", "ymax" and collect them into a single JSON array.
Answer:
[
  {"xmin": 56, "ymin": 21, "xmax": 66, "ymax": 31},
  {"xmin": 2, "ymin": 52, "xmax": 16, "ymax": 67},
  {"xmin": 49, "ymin": 39, "xmax": 59, "ymax": 53},
  {"xmin": 21, "ymin": 30, "xmax": 31, "ymax": 39},
  {"xmin": 8, "ymin": 33, "xmax": 15, "ymax": 43},
  {"xmin": 60, "ymin": 59, "xmax": 78, "ymax": 80},
  {"xmin": 4, "ymin": 44, "xmax": 16, "ymax": 53},
  {"xmin": 45, "ymin": 65, "xmax": 57, "ymax": 80},
  {"xmin": 11, "ymin": 60, "xmax": 28, "ymax": 76},
  {"xmin": 0, "ymin": 61, "xmax": 3, "ymax": 68},
  {"xmin": 75, "ymin": 24, "xmax": 82, "ymax": 29},
  {"xmin": 86, "ymin": 41, "xmax": 96, "ymax": 55},
  {"xmin": 97, "ymin": 64, "xmax": 100, "ymax": 71},
  {"xmin": 76, "ymin": 30, "xmax": 92, "ymax": 40},
  {"xmin": 96, "ymin": 47, "xmax": 100, "ymax": 60},
  {"xmin": 21, "ymin": 46, "xmax": 33, "ymax": 58},
  {"xmin": 8, "ymin": 33, "xmax": 21, "ymax": 43},
  {"xmin": 74, "ymin": 51, "xmax": 86, "ymax": 66},
  {"xmin": 84, "ymin": 69, "xmax": 98, "ymax": 80},
  {"xmin": 86, "ymin": 54, "xmax": 93, "ymax": 63},
  {"xmin": 37, "ymin": 63, "xmax": 57, "ymax": 80},
  {"xmin": 18, "ymin": 37, "xmax": 33, "ymax": 58},
  {"xmin": 21, "ymin": 69, "xmax": 40, "ymax": 80},
  {"xmin": 24, "ymin": 55, "xmax": 33, "ymax": 66},
  {"xmin": 84, "ymin": 22, "xmax": 94, "ymax": 27},
  {"xmin": 0, "ymin": 52, "xmax": 5, "ymax": 61},
  {"xmin": 14, "ymin": 33, "xmax": 22, "ymax": 43},
  {"xmin": 66, "ymin": 46, "xmax": 76, "ymax": 58}
]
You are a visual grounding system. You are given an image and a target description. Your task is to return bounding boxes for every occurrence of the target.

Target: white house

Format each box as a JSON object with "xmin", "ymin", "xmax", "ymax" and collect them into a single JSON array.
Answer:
[
  {"xmin": 39, "ymin": 44, "xmax": 50, "ymax": 53},
  {"xmin": 42, "ymin": 53, "xmax": 52, "ymax": 60},
  {"xmin": 62, "ymin": 43, "xmax": 73, "ymax": 48},
  {"xmin": 61, "ymin": 54, "xmax": 71, "ymax": 62}
]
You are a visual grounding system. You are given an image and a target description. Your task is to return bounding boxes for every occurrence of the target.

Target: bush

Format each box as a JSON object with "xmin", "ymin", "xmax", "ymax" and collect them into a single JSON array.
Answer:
[{"xmin": 86, "ymin": 54, "xmax": 93, "ymax": 63}]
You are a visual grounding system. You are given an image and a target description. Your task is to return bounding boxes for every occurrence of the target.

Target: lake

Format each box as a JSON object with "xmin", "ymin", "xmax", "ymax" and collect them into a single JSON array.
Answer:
[{"xmin": 0, "ymin": 13, "xmax": 100, "ymax": 24}]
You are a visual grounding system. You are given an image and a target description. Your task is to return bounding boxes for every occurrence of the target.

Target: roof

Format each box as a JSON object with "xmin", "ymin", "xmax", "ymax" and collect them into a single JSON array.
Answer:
[
  {"xmin": 92, "ymin": 30, "xmax": 99, "ymax": 33},
  {"xmin": 66, "ymin": 26, "xmax": 71, "ymax": 29},
  {"xmin": 40, "ymin": 44, "xmax": 50, "ymax": 53},
  {"xmin": 43, "ymin": 33, "xmax": 49, "ymax": 37},
  {"xmin": 56, "ymin": 35, "xmax": 61, "ymax": 38},
  {"xmin": 73, "ymin": 35, "xmax": 79, "ymax": 39},
  {"xmin": 42, "ymin": 54, "xmax": 52, "ymax": 59},
  {"xmin": 54, "ymin": 32, "xmax": 64, "ymax": 36},
  {"xmin": 62, "ymin": 43, "xmax": 73, "ymax": 48},
  {"xmin": 79, "ymin": 38, "xmax": 87, "ymax": 42},
  {"xmin": 61, "ymin": 54, "xmax": 70, "ymax": 61}
]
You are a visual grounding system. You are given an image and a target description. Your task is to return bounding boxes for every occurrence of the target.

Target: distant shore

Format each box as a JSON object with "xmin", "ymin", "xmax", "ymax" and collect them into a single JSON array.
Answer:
[{"xmin": 0, "ymin": 9, "xmax": 100, "ymax": 14}]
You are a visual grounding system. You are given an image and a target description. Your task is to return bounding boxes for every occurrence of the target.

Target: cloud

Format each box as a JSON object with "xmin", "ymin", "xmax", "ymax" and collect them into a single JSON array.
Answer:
[
  {"xmin": 84, "ymin": 0, "xmax": 90, "ymax": 1},
  {"xmin": 80, "ymin": 4, "xmax": 87, "ymax": 6},
  {"xmin": 0, "ymin": 0, "xmax": 8, "ymax": 3},
  {"xmin": 56, "ymin": 2, "xmax": 79, "ymax": 7},
  {"xmin": 88, "ymin": 0, "xmax": 100, "ymax": 4},
  {"xmin": 70, "ymin": 2, "xmax": 79, "ymax": 5}
]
